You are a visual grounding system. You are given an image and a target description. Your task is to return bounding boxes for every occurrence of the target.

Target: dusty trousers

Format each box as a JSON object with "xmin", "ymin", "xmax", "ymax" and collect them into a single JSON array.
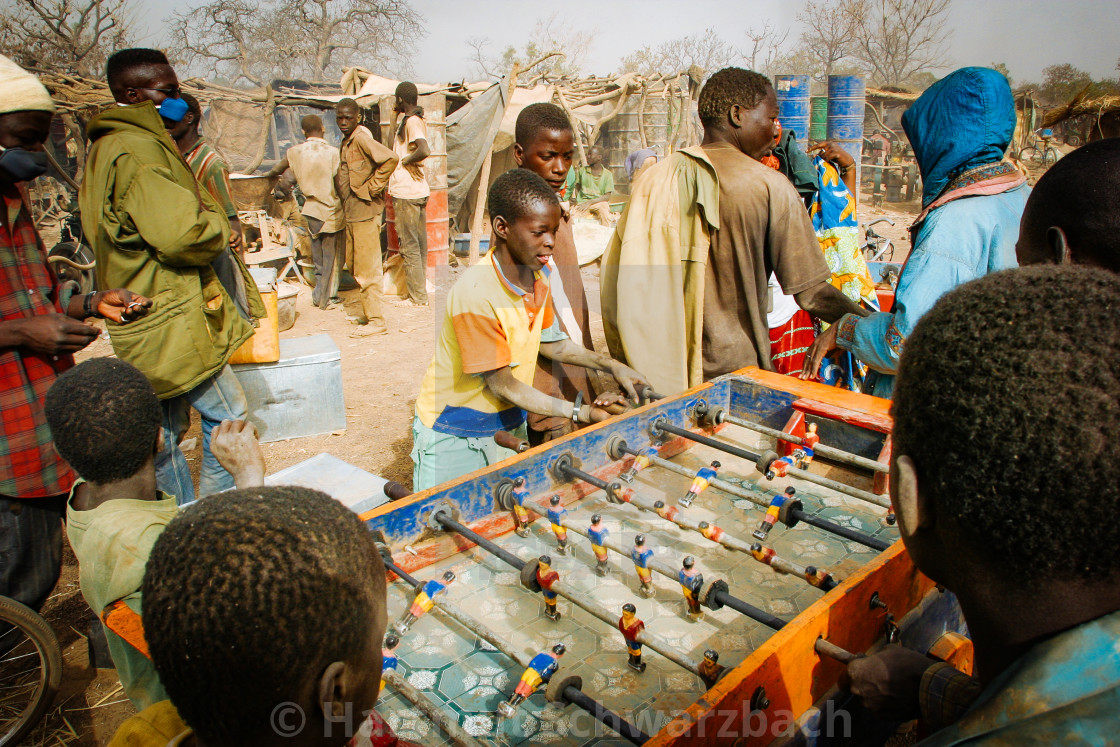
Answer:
[
  {"xmin": 393, "ymin": 196, "xmax": 428, "ymax": 305},
  {"xmin": 344, "ymin": 217, "xmax": 385, "ymax": 326}
]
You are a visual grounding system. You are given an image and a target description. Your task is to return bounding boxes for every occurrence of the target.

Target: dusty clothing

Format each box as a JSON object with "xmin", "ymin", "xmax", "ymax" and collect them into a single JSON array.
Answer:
[
  {"xmin": 79, "ymin": 102, "xmax": 263, "ymax": 400},
  {"xmin": 601, "ymin": 146, "xmax": 719, "ymax": 394},
  {"xmin": 337, "ymin": 124, "xmax": 397, "ymax": 223},
  {"xmin": 66, "ymin": 482, "xmax": 176, "ymax": 710},
  {"xmin": 388, "ymin": 114, "xmax": 430, "ymax": 200},
  {"xmin": 700, "ymin": 142, "xmax": 829, "ymax": 378},
  {"xmin": 393, "ymin": 196, "xmax": 428, "ymax": 305},
  {"xmin": 269, "ymin": 196, "xmax": 311, "ymax": 259},
  {"xmin": 344, "ymin": 218, "xmax": 384, "ymax": 324},
  {"xmin": 284, "ymin": 136, "xmax": 344, "ymax": 232},
  {"xmin": 528, "ymin": 206, "xmax": 596, "ymax": 438}
]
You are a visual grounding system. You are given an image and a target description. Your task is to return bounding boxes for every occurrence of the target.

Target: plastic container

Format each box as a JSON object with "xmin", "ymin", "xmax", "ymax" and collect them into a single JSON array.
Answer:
[
  {"xmin": 228, "ymin": 267, "xmax": 280, "ymax": 364},
  {"xmin": 453, "ymin": 233, "xmax": 489, "ymax": 257},
  {"xmin": 266, "ymin": 453, "xmax": 389, "ymax": 515},
  {"xmin": 276, "ymin": 282, "xmax": 298, "ymax": 331},
  {"xmin": 231, "ymin": 334, "xmax": 346, "ymax": 442},
  {"xmin": 775, "ymin": 75, "xmax": 812, "ymax": 149}
]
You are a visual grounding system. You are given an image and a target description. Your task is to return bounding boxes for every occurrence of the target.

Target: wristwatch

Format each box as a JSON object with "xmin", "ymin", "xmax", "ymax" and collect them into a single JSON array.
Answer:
[
  {"xmin": 83, "ymin": 292, "xmax": 103, "ymax": 319},
  {"xmin": 571, "ymin": 392, "xmax": 584, "ymax": 424}
]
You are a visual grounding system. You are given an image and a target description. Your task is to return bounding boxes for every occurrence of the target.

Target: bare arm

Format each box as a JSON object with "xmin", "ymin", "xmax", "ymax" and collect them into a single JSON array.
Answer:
[
  {"xmin": 539, "ymin": 338, "xmax": 650, "ymax": 403},
  {"xmin": 263, "ymin": 157, "xmax": 290, "ymax": 180},
  {"xmin": 402, "ymin": 137, "xmax": 429, "ymax": 166},
  {"xmin": 482, "ymin": 367, "xmax": 607, "ymax": 423},
  {"xmin": 794, "ymin": 280, "xmax": 870, "ymax": 324}
]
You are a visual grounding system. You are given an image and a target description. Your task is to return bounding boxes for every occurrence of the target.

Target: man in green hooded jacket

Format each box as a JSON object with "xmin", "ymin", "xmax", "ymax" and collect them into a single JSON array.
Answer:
[{"xmin": 79, "ymin": 48, "xmax": 264, "ymax": 504}]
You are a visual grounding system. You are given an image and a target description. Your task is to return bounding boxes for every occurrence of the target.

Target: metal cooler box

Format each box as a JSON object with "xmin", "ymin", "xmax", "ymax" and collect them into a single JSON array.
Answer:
[
  {"xmin": 266, "ymin": 453, "xmax": 388, "ymax": 515},
  {"xmin": 231, "ymin": 334, "xmax": 346, "ymax": 442}
]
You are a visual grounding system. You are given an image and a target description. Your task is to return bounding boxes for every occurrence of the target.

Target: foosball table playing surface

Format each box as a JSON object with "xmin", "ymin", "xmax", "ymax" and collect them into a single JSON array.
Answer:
[{"xmin": 361, "ymin": 369, "xmax": 968, "ymax": 747}]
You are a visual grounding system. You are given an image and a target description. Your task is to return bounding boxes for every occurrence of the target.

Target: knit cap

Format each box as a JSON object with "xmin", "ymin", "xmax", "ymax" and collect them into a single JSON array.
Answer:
[{"xmin": 0, "ymin": 54, "xmax": 56, "ymax": 115}]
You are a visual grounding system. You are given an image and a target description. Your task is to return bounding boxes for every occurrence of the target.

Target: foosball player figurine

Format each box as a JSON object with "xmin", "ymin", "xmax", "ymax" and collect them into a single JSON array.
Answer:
[
  {"xmin": 620, "ymin": 445, "xmax": 658, "ymax": 483},
  {"xmin": 511, "ymin": 476, "xmax": 531, "ymax": 538},
  {"xmin": 680, "ymin": 460, "xmax": 720, "ymax": 507},
  {"xmin": 394, "ymin": 570, "xmax": 455, "ymax": 635},
  {"xmin": 630, "ymin": 534, "xmax": 656, "ymax": 598},
  {"xmin": 679, "ymin": 555, "xmax": 704, "ymax": 621},
  {"xmin": 698, "ymin": 521, "xmax": 725, "ymax": 544},
  {"xmin": 547, "ymin": 495, "xmax": 569, "ymax": 555},
  {"xmin": 765, "ymin": 451, "xmax": 807, "ymax": 479},
  {"xmin": 537, "ymin": 554, "xmax": 562, "ymax": 620},
  {"xmin": 588, "ymin": 514, "xmax": 610, "ymax": 576},
  {"xmin": 497, "ymin": 643, "xmax": 566, "ymax": 719},
  {"xmin": 380, "ymin": 633, "xmax": 400, "ymax": 691},
  {"xmin": 652, "ymin": 500, "xmax": 679, "ymax": 522},
  {"xmin": 618, "ymin": 603, "xmax": 647, "ymax": 673},
  {"xmin": 753, "ymin": 486, "xmax": 796, "ymax": 541},
  {"xmin": 698, "ymin": 649, "xmax": 726, "ymax": 689},
  {"xmin": 801, "ymin": 422, "xmax": 820, "ymax": 465}
]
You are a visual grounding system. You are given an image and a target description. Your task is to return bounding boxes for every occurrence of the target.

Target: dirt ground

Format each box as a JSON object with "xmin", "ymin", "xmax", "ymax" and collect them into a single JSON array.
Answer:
[{"xmin": 33, "ymin": 184, "xmax": 924, "ymax": 745}]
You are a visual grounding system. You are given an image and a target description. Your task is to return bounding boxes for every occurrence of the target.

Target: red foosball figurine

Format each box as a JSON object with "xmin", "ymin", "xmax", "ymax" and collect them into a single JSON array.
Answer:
[
  {"xmin": 547, "ymin": 495, "xmax": 569, "ymax": 555},
  {"xmin": 680, "ymin": 461, "xmax": 720, "ymax": 507},
  {"xmin": 618, "ymin": 603, "xmax": 647, "ymax": 672},
  {"xmin": 630, "ymin": 534, "xmax": 656, "ymax": 598},
  {"xmin": 497, "ymin": 643, "xmax": 566, "ymax": 719},
  {"xmin": 801, "ymin": 422, "xmax": 820, "ymax": 466},
  {"xmin": 510, "ymin": 476, "xmax": 531, "ymax": 538},
  {"xmin": 537, "ymin": 554, "xmax": 562, "ymax": 621},
  {"xmin": 679, "ymin": 556, "xmax": 704, "ymax": 621},
  {"xmin": 698, "ymin": 648, "xmax": 726, "ymax": 689},
  {"xmin": 588, "ymin": 514, "xmax": 610, "ymax": 576},
  {"xmin": 766, "ymin": 450, "xmax": 810, "ymax": 479},
  {"xmin": 393, "ymin": 571, "xmax": 455, "ymax": 635},
  {"xmin": 754, "ymin": 486, "xmax": 796, "ymax": 541},
  {"xmin": 652, "ymin": 500, "xmax": 679, "ymax": 522},
  {"xmin": 620, "ymin": 445, "xmax": 658, "ymax": 483}
]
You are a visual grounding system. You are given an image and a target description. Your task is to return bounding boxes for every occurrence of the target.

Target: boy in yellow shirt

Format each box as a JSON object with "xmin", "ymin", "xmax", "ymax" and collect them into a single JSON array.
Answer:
[{"xmin": 412, "ymin": 169, "xmax": 649, "ymax": 490}]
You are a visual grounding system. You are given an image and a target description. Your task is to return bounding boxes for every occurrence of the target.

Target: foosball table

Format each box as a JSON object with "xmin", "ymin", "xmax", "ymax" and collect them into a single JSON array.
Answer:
[{"xmin": 361, "ymin": 368, "xmax": 968, "ymax": 746}]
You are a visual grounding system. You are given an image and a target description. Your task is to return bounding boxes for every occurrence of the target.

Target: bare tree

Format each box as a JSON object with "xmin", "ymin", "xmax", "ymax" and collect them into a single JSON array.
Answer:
[
  {"xmin": 743, "ymin": 22, "xmax": 789, "ymax": 77},
  {"xmin": 467, "ymin": 13, "xmax": 594, "ymax": 81},
  {"xmin": 0, "ymin": 0, "xmax": 135, "ymax": 76},
  {"xmin": 283, "ymin": 0, "xmax": 423, "ymax": 81},
  {"xmin": 850, "ymin": 0, "xmax": 952, "ymax": 87},
  {"xmin": 169, "ymin": 0, "xmax": 423, "ymax": 86},
  {"xmin": 796, "ymin": 0, "xmax": 865, "ymax": 80},
  {"xmin": 619, "ymin": 28, "xmax": 738, "ymax": 78}
]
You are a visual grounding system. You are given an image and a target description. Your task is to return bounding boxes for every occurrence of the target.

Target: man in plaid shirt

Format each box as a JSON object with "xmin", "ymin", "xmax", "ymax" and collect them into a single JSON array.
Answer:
[{"xmin": 0, "ymin": 55, "xmax": 150, "ymax": 612}]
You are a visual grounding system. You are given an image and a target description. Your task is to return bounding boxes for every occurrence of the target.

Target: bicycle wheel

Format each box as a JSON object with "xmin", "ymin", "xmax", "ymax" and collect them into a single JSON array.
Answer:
[
  {"xmin": 1018, "ymin": 146, "xmax": 1038, "ymax": 163},
  {"xmin": 0, "ymin": 596, "xmax": 62, "ymax": 745},
  {"xmin": 1042, "ymin": 148, "xmax": 1058, "ymax": 167}
]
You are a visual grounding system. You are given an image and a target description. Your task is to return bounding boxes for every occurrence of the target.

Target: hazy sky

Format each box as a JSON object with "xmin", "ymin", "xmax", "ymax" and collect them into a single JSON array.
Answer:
[{"xmin": 136, "ymin": 0, "xmax": 1120, "ymax": 84}]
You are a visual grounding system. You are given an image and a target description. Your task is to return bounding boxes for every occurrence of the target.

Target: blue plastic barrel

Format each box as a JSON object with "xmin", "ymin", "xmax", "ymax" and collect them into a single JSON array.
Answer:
[
  {"xmin": 774, "ymin": 75, "xmax": 812, "ymax": 149},
  {"xmin": 827, "ymin": 75, "xmax": 866, "ymax": 191}
]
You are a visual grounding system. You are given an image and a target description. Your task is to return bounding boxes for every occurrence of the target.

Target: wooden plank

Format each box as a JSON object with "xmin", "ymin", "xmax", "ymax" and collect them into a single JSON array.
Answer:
[
  {"xmin": 793, "ymin": 399, "xmax": 893, "ymax": 434},
  {"xmin": 735, "ymin": 367, "xmax": 892, "ymax": 422},
  {"xmin": 652, "ymin": 542, "xmax": 934, "ymax": 746}
]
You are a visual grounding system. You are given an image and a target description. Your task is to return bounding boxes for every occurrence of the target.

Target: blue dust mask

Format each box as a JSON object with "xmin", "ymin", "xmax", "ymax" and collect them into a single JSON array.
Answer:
[
  {"xmin": 0, "ymin": 145, "xmax": 49, "ymax": 182},
  {"xmin": 158, "ymin": 96, "xmax": 190, "ymax": 123}
]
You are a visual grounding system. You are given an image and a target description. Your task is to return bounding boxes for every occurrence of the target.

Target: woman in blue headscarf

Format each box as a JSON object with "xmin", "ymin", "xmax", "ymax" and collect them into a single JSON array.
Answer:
[{"xmin": 801, "ymin": 67, "xmax": 1029, "ymax": 398}]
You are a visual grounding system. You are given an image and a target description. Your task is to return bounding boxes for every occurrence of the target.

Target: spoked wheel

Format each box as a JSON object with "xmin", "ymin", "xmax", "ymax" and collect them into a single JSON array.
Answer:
[
  {"xmin": 1042, "ymin": 148, "xmax": 1058, "ymax": 167},
  {"xmin": 0, "ymin": 596, "xmax": 62, "ymax": 746},
  {"xmin": 1018, "ymin": 146, "xmax": 1039, "ymax": 164},
  {"xmin": 47, "ymin": 242, "xmax": 96, "ymax": 295}
]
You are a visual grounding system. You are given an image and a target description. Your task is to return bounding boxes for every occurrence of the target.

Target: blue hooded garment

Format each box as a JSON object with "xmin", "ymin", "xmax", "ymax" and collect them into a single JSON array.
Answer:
[
  {"xmin": 903, "ymin": 67, "xmax": 1018, "ymax": 207},
  {"xmin": 834, "ymin": 67, "xmax": 1028, "ymax": 399}
]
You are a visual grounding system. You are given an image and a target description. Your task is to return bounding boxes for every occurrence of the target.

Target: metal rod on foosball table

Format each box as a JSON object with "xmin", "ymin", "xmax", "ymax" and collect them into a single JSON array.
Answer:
[
  {"xmin": 517, "ymin": 499, "xmax": 788, "ymax": 630},
  {"xmin": 652, "ymin": 419, "xmax": 892, "ymax": 509},
  {"xmin": 554, "ymin": 458, "xmax": 840, "ymax": 593},
  {"xmin": 380, "ymin": 669, "xmax": 489, "ymax": 747},
  {"xmin": 428, "ymin": 509, "xmax": 706, "ymax": 677},
  {"xmin": 612, "ymin": 440, "xmax": 891, "ymax": 552},
  {"xmin": 719, "ymin": 413, "xmax": 889, "ymax": 475},
  {"xmin": 382, "ymin": 556, "xmax": 650, "ymax": 745}
]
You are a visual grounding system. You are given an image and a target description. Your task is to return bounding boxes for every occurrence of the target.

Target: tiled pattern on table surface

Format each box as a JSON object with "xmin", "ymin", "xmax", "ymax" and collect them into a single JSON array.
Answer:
[{"xmin": 375, "ymin": 433, "xmax": 898, "ymax": 745}]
